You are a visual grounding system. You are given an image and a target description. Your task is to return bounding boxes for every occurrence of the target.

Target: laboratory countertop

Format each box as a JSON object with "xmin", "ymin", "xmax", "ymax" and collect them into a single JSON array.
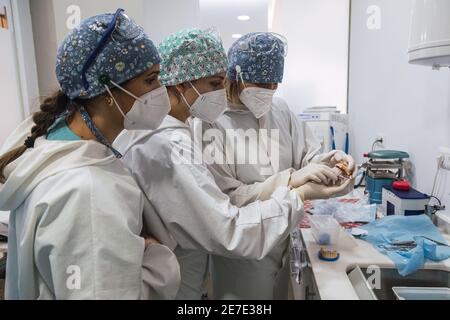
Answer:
[{"xmin": 300, "ymin": 228, "xmax": 450, "ymax": 300}]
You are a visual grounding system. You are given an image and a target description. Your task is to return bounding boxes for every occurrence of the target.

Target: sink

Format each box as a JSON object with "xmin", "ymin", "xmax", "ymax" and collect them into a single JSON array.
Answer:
[{"xmin": 348, "ymin": 267, "xmax": 450, "ymax": 300}]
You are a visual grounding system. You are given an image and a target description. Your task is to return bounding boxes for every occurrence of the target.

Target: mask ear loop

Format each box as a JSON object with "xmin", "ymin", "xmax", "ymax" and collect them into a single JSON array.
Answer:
[
  {"xmin": 179, "ymin": 82, "xmax": 203, "ymax": 113},
  {"xmin": 109, "ymin": 80, "xmax": 145, "ymax": 103},
  {"xmin": 103, "ymin": 84, "xmax": 134, "ymax": 125},
  {"xmin": 188, "ymin": 82, "xmax": 203, "ymax": 98},
  {"xmin": 179, "ymin": 92, "xmax": 191, "ymax": 109},
  {"xmin": 235, "ymin": 65, "xmax": 247, "ymax": 89}
]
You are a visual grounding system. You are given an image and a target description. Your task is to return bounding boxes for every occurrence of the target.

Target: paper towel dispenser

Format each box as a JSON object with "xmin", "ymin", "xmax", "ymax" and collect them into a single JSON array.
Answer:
[{"xmin": 408, "ymin": 0, "xmax": 450, "ymax": 69}]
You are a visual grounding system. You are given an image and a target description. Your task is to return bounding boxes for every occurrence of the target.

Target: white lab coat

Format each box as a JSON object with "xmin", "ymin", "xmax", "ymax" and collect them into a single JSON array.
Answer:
[
  {"xmin": 113, "ymin": 115, "xmax": 305, "ymax": 300},
  {"xmin": 0, "ymin": 137, "xmax": 180, "ymax": 300},
  {"xmin": 202, "ymin": 97, "xmax": 322, "ymax": 300},
  {"xmin": 0, "ymin": 116, "xmax": 34, "ymax": 154}
]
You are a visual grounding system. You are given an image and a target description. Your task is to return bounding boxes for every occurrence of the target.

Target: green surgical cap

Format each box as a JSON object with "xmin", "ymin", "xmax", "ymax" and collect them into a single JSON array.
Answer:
[{"xmin": 159, "ymin": 28, "xmax": 228, "ymax": 86}]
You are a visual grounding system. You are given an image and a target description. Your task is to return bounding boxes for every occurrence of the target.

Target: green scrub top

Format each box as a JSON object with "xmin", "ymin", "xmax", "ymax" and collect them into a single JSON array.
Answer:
[{"xmin": 47, "ymin": 118, "xmax": 81, "ymax": 141}]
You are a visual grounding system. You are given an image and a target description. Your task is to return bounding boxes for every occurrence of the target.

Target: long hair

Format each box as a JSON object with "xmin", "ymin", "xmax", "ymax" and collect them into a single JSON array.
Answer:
[
  {"xmin": 225, "ymin": 79, "xmax": 244, "ymax": 106},
  {"xmin": 0, "ymin": 91, "xmax": 69, "ymax": 183}
]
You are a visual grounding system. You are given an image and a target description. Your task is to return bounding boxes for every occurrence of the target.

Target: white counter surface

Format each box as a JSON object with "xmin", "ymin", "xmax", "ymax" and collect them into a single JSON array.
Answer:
[{"xmin": 301, "ymin": 228, "xmax": 450, "ymax": 300}]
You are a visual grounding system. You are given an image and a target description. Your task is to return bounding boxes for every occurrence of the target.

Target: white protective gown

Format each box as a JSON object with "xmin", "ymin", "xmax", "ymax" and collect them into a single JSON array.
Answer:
[
  {"xmin": 112, "ymin": 115, "xmax": 305, "ymax": 300},
  {"xmin": 201, "ymin": 97, "xmax": 322, "ymax": 300},
  {"xmin": 0, "ymin": 137, "xmax": 180, "ymax": 300},
  {"xmin": 0, "ymin": 116, "xmax": 34, "ymax": 155}
]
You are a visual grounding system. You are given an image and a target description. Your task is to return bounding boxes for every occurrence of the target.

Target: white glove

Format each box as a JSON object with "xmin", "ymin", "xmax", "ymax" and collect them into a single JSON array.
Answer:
[
  {"xmin": 295, "ymin": 178, "xmax": 354, "ymax": 201},
  {"xmin": 318, "ymin": 150, "xmax": 356, "ymax": 174},
  {"xmin": 289, "ymin": 164, "xmax": 339, "ymax": 188}
]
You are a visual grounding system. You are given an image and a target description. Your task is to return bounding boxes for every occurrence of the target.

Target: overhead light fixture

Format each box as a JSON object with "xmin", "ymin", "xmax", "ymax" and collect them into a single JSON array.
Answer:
[
  {"xmin": 237, "ymin": 15, "xmax": 250, "ymax": 21},
  {"xmin": 232, "ymin": 34, "xmax": 243, "ymax": 39}
]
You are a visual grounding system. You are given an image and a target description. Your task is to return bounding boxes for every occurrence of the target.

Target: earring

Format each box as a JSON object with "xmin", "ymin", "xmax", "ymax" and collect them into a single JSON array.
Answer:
[{"xmin": 105, "ymin": 96, "xmax": 114, "ymax": 106}]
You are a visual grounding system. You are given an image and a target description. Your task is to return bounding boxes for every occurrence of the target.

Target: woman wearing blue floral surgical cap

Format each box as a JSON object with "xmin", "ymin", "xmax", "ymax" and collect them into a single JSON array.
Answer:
[
  {"xmin": 203, "ymin": 32, "xmax": 355, "ymax": 299},
  {"xmin": 0, "ymin": 9, "xmax": 180, "ymax": 300}
]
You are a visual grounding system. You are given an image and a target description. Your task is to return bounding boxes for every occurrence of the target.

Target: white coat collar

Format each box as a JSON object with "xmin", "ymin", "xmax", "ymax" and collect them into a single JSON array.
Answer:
[
  {"xmin": 112, "ymin": 115, "xmax": 190, "ymax": 156},
  {"xmin": 0, "ymin": 138, "xmax": 117, "ymax": 211}
]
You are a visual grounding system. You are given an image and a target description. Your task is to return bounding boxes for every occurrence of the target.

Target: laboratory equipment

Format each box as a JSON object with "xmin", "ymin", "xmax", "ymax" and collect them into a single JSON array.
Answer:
[
  {"xmin": 361, "ymin": 150, "xmax": 410, "ymax": 204},
  {"xmin": 382, "ymin": 185, "xmax": 430, "ymax": 216},
  {"xmin": 299, "ymin": 107, "xmax": 349, "ymax": 153},
  {"xmin": 409, "ymin": 0, "xmax": 450, "ymax": 69}
]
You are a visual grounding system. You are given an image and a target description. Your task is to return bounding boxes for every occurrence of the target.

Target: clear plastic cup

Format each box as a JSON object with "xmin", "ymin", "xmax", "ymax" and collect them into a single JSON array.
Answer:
[{"xmin": 310, "ymin": 215, "xmax": 341, "ymax": 254}]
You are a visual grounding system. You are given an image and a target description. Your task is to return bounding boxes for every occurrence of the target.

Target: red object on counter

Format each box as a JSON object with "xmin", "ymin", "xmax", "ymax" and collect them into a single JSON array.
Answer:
[{"xmin": 392, "ymin": 180, "xmax": 411, "ymax": 191}]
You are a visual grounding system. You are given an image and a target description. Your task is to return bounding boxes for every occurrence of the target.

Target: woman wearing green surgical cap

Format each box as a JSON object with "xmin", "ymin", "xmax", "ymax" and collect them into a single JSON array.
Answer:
[
  {"xmin": 0, "ymin": 9, "xmax": 180, "ymax": 300},
  {"xmin": 113, "ymin": 28, "xmax": 351, "ymax": 300},
  {"xmin": 199, "ymin": 32, "xmax": 355, "ymax": 299}
]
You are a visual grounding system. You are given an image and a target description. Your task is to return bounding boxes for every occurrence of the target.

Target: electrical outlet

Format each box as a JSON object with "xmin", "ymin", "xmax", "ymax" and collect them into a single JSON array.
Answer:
[{"xmin": 376, "ymin": 133, "xmax": 384, "ymax": 143}]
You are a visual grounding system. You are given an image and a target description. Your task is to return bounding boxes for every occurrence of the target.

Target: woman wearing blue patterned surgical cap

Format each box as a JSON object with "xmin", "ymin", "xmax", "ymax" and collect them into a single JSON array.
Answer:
[
  {"xmin": 0, "ymin": 9, "xmax": 180, "ymax": 300},
  {"xmin": 202, "ymin": 32, "xmax": 356, "ymax": 299}
]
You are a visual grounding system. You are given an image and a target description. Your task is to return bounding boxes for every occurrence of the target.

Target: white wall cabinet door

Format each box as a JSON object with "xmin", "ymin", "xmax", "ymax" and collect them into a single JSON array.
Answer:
[{"xmin": 0, "ymin": 0, "xmax": 24, "ymax": 146}]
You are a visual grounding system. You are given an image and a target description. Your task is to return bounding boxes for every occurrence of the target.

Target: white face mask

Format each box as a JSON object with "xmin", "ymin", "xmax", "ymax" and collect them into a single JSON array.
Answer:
[
  {"xmin": 105, "ymin": 83, "xmax": 171, "ymax": 130},
  {"xmin": 180, "ymin": 82, "xmax": 227, "ymax": 124},
  {"xmin": 239, "ymin": 86, "xmax": 276, "ymax": 119}
]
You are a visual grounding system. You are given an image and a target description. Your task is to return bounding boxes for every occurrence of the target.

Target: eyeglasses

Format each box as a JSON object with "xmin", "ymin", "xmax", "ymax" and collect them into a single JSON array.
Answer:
[{"xmin": 81, "ymin": 8, "xmax": 125, "ymax": 90}]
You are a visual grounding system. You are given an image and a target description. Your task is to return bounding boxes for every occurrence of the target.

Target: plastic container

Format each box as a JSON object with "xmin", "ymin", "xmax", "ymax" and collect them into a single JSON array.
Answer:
[
  {"xmin": 310, "ymin": 215, "xmax": 341, "ymax": 260},
  {"xmin": 393, "ymin": 287, "xmax": 450, "ymax": 300}
]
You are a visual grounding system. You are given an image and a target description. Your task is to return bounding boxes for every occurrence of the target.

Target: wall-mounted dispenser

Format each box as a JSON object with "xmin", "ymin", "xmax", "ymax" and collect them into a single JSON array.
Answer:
[{"xmin": 408, "ymin": 0, "xmax": 450, "ymax": 70}]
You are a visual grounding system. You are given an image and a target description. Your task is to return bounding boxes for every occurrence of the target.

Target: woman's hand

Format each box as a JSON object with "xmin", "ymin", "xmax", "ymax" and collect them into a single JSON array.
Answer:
[
  {"xmin": 319, "ymin": 150, "xmax": 356, "ymax": 174},
  {"xmin": 289, "ymin": 164, "xmax": 339, "ymax": 188},
  {"xmin": 295, "ymin": 178, "xmax": 353, "ymax": 201}
]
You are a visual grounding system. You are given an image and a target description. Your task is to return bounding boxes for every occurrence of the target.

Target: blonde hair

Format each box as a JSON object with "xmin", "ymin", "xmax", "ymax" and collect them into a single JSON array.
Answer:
[{"xmin": 225, "ymin": 79, "xmax": 244, "ymax": 106}]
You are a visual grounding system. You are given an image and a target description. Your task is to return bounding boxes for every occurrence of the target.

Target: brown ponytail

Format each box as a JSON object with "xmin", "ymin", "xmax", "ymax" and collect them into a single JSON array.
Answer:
[
  {"xmin": 225, "ymin": 79, "xmax": 244, "ymax": 106},
  {"xmin": 0, "ymin": 90, "xmax": 70, "ymax": 183}
]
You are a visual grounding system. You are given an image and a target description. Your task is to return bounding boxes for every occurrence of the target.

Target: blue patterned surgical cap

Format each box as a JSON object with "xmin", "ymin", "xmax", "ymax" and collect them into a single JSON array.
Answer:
[
  {"xmin": 56, "ymin": 10, "xmax": 160, "ymax": 100},
  {"xmin": 227, "ymin": 32, "xmax": 287, "ymax": 84}
]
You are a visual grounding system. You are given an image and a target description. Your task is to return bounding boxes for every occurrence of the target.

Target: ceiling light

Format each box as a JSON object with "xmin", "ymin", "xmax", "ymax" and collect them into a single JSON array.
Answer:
[{"xmin": 237, "ymin": 15, "xmax": 250, "ymax": 21}]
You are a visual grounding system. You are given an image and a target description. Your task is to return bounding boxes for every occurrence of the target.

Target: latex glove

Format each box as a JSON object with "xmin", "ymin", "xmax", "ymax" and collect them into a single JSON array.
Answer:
[
  {"xmin": 319, "ymin": 150, "xmax": 356, "ymax": 174},
  {"xmin": 295, "ymin": 178, "xmax": 354, "ymax": 201},
  {"xmin": 289, "ymin": 164, "xmax": 339, "ymax": 188}
]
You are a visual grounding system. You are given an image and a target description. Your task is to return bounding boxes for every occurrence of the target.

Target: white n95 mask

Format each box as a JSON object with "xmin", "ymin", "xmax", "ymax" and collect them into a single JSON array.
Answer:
[
  {"xmin": 105, "ymin": 83, "xmax": 171, "ymax": 130},
  {"xmin": 239, "ymin": 87, "xmax": 276, "ymax": 119},
  {"xmin": 180, "ymin": 82, "xmax": 227, "ymax": 124}
]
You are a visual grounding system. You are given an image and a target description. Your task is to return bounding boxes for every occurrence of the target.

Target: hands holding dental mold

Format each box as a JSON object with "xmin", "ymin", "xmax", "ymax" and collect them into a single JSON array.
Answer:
[{"xmin": 290, "ymin": 150, "xmax": 356, "ymax": 201}]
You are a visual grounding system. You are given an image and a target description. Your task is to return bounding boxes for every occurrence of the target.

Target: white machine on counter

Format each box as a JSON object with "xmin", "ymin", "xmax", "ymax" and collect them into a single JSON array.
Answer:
[
  {"xmin": 409, "ymin": 0, "xmax": 450, "ymax": 69},
  {"xmin": 382, "ymin": 185, "xmax": 430, "ymax": 217},
  {"xmin": 299, "ymin": 106, "xmax": 349, "ymax": 153}
]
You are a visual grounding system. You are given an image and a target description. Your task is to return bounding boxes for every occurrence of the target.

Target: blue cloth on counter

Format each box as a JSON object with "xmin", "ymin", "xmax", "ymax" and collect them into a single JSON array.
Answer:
[{"xmin": 360, "ymin": 215, "xmax": 450, "ymax": 276}]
